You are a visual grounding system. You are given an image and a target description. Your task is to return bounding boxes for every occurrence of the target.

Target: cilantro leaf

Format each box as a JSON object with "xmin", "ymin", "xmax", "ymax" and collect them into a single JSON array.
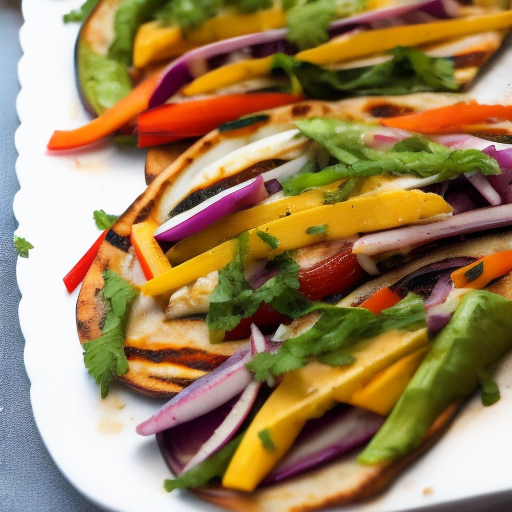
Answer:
[
  {"xmin": 206, "ymin": 234, "xmax": 311, "ymax": 334},
  {"xmin": 285, "ymin": 0, "xmax": 366, "ymax": 50},
  {"xmin": 82, "ymin": 270, "xmax": 138, "ymax": 398},
  {"xmin": 155, "ymin": 0, "xmax": 220, "ymax": 30},
  {"xmin": 273, "ymin": 47, "xmax": 459, "ymax": 99},
  {"xmin": 286, "ymin": 0, "xmax": 337, "ymax": 50},
  {"xmin": 247, "ymin": 294, "xmax": 426, "ymax": 381},
  {"xmin": 93, "ymin": 209, "xmax": 119, "ymax": 230},
  {"xmin": 13, "ymin": 236, "xmax": 34, "ymax": 258},
  {"xmin": 63, "ymin": 0, "xmax": 100, "ymax": 23}
]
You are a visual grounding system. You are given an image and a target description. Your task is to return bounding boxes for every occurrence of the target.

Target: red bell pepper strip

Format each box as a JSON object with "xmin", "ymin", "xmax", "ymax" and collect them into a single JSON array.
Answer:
[
  {"xmin": 63, "ymin": 230, "xmax": 107, "ymax": 293},
  {"xmin": 451, "ymin": 249, "xmax": 512, "ymax": 290},
  {"xmin": 48, "ymin": 72, "xmax": 162, "ymax": 151},
  {"xmin": 137, "ymin": 92, "xmax": 304, "ymax": 147},
  {"xmin": 358, "ymin": 287, "xmax": 402, "ymax": 314},
  {"xmin": 380, "ymin": 101, "xmax": 512, "ymax": 134},
  {"xmin": 130, "ymin": 220, "xmax": 172, "ymax": 280}
]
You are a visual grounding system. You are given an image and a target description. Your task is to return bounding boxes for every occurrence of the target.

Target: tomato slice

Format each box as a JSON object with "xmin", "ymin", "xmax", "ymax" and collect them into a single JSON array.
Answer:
[
  {"xmin": 224, "ymin": 243, "xmax": 366, "ymax": 339},
  {"xmin": 298, "ymin": 248, "xmax": 366, "ymax": 301}
]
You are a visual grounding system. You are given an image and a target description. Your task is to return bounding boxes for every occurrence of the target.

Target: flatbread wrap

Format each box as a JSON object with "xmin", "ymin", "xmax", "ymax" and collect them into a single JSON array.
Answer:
[{"xmin": 75, "ymin": 94, "xmax": 512, "ymax": 511}]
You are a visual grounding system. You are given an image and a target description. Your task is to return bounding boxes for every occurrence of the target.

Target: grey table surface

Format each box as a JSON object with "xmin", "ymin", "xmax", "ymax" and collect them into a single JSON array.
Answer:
[{"xmin": 2, "ymin": 1, "xmax": 512, "ymax": 512}]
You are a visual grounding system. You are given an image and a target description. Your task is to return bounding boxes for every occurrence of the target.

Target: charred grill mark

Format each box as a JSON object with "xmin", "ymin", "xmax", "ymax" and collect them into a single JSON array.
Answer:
[
  {"xmin": 134, "ymin": 200, "xmax": 155, "ymax": 224},
  {"xmin": 167, "ymin": 159, "xmax": 287, "ymax": 218},
  {"xmin": 365, "ymin": 102, "xmax": 415, "ymax": 119},
  {"xmin": 470, "ymin": 133, "xmax": 512, "ymax": 143},
  {"xmin": 76, "ymin": 319, "xmax": 91, "ymax": 339},
  {"xmin": 292, "ymin": 104, "xmax": 312, "ymax": 117},
  {"xmin": 124, "ymin": 346, "xmax": 229, "ymax": 371},
  {"xmin": 451, "ymin": 51, "xmax": 490, "ymax": 69},
  {"xmin": 105, "ymin": 229, "xmax": 130, "ymax": 252},
  {"xmin": 147, "ymin": 376, "xmax": 196, "ymax": 389}
]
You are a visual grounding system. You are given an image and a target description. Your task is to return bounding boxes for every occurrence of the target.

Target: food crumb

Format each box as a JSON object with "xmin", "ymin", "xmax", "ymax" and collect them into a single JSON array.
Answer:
[{"xmin": 423, "ymin": 486, "xmax": 434, "ymax": 496}]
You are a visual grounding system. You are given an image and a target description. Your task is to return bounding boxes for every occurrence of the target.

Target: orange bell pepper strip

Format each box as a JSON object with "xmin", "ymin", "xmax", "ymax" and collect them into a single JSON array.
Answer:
[
  {"xmin": 47, "ymin": 72, "xmax": 162, "ymax": 151},
  {"xmin": 380, "ymin": 101, "xmax": 512, "ymax": 134},
  {"xmin": 63, "ymin": 230, "xmax": 107, "ymax": 293},
  {"xmin": 450, "ymin": 250, "xmax": 512, "ymax": 290},
  {"xmin": 130, "ymin": 220, "xmax": 172, "ymax": 280},
  {"xmin": 136, "ymin": 92, "xmax": 304, "ymax": 147},
  {"xmin": 358, "ymin": 286, "xmax": 402, "ymax": 314}
]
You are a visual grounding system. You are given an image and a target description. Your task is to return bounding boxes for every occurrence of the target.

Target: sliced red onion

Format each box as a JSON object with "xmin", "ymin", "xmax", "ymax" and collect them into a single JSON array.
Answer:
[
  {"xmin": 424, "ymin": 273, "xmax": 453, "ymax": 308},
  {"xmin": 156, "ymin": 396, "xmax": 239, "ymax": 475},
  {"xmin": 180, "ymin": 379, "xmax": 262, "ymax": 474},
  {"xmin": 149, "ymin": 0, "xmax": 451, "ymax": 108},
  {"xmin": 154, "ymin": 175, "xmax": 269, "ymax": 242},
  {"xmin": 155, "ymin": 152, "xmax": 308, "ymax": 243},
  {"xmin": 466, "ymin": 173, "xmax": 501, "ymax": 206},
  {"xmin": 264, "ymin": 406, "xmax": 384, "ymax": 484},
  {"xmin": 353, "ymin": 203, "xmax": 512, "ymax": 257},
  {"xmin": 136, "ymin": 346, "xmax": 253, "ymax": 436},
  {"xmin": 484, "ymin": 146, "xmax": 512, "ymax": 204},
  {"xmin": 426, "ymin": 309, "xmax": 453, "ymax": 332}
]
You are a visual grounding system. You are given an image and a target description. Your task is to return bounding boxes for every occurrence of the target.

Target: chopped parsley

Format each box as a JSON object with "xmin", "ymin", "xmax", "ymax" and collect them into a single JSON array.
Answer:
[
  {"xmin": 13, "ymin": 236, "xmax": 34, "ymax": 258},
  {"xmin": 247, "ymin": 294, "xmax": 426, "ymax": 381},
  {"xmin": 82, "ymin": 270, "xmax": 138, "ymax": 398},
  {"xmin": 257, "ymin": 230, "xmax": 280, "ymax": 250},
  {"xmin": 258, "ymin": 428, "xmax": 277, "ymax": 451},
  {"xmin": 93, "ymin": 209, "xmax": 119, "ymax": 230},
  {"xmin": 306, "ymin": 224, "xmax": 327, "ymax": 235}
]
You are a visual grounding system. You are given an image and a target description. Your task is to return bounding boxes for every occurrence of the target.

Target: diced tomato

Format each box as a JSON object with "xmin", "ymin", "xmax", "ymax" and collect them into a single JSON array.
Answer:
[{"xmin": 224, "ymin": 245, "xmax": 366, "ymax": 339}]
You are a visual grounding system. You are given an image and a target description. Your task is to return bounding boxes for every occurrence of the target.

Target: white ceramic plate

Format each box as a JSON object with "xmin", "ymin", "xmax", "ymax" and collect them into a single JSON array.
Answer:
[{"xmin": 14, "ymin": 1, "xmax": 512, "ymax": 511}]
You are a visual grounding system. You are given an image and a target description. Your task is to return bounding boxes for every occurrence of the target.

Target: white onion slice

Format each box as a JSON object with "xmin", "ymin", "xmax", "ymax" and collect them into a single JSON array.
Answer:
[
  {"xmin": 353, "ymin": 204, "xmax": 512, "ymax": 257},
  {"xmin": 179, "ymin": 380, "xmax": 262, "ymax": 474},
  {"xmin": 466, "ymin": 173, "xmax": 502, "ymax": 206}
]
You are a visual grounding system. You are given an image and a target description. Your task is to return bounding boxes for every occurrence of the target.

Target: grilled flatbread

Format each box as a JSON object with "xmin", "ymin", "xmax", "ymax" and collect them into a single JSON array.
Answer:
[{"xmin": 78, "ymin": 94, "xmax": 464, "ymax": 397}]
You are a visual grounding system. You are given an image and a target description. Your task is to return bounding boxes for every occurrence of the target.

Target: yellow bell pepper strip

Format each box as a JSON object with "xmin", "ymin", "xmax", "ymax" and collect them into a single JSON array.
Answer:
[
  {"xmin": 143, "ymin": 189, "xmax": 451, "ymax": 296},
  {"xmin": 130, "ymin": 221, "xmax": 172, "ymax": 280},
  {"xmin": 47, "ymin": 71, "xmax": 162, "ymax": 151},
  {"xmin": 133, "ymin": 21, "xmax": 197, "ymax": 69},
  {"xmin": 350, "ymin": 347, "xmax": 428, "ymax": 415},
  {"xmin": 450, "ymin": 249, "xmax": 512, "ymax": 290},
  {"xmin": 183, "ymin": 10, "xmax": 512, "ymax": 96},
  {"xmin": 222, "ymin": 327, "xmax": 429, "ymax": 491},
  {"xmin": 166, "ymin": 182, "xmax": 345, "ymax": 265},
  {"xmin": 133, "ymin": 6, "xmax": 287, "ymax": 68},
  {"xmin": 380, "ymin": 101, "xmax": 512, "ymax": 134}
]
